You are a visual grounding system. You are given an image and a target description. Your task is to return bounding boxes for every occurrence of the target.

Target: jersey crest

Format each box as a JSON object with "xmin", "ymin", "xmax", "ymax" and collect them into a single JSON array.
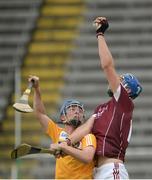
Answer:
[{"xmin": 58, "ymin": 131, "xmax": 68, "ymax": 143}]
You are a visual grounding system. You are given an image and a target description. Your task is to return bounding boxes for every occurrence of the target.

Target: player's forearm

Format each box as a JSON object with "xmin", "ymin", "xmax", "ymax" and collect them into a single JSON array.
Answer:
[
  {"xmin": 33, "ymin": 87, "xmax": 46, "ymax": 115},
  {"xmin": 98, "ymin": 35, "xmax": 120, "ymax": 92},
  {"xmin": 61, "ymin": 145, "xmax": 94, "ymax": 163},
  {"xmin": 69, "ymin": 115, "xmax": 95, "ymax": 144},
  {"xmin": 98, "ymin": 36, "xmax": 114, "ymax": 70},
  {"xmin": 69, "ymin": 124, "xmax": 87, "ymax": 144}
]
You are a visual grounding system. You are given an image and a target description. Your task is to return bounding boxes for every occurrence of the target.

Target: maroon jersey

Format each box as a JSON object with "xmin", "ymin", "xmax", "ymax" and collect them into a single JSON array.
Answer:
[{"xmin": 92, "ymin": 84, "xmax": 134, "ymax": 162}]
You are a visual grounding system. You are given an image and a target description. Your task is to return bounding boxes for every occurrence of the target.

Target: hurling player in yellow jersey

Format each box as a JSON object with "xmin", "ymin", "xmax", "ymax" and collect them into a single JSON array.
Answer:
[{"xmin": 28, "ymin": 75, "xmax": 96, "ymax": 179}]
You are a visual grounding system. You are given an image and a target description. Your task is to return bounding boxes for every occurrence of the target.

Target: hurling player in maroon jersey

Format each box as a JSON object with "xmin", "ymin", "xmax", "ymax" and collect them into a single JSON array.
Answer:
[{"xmin": 68, "ymin": 17, "xmax": 142, "ymax": 179}]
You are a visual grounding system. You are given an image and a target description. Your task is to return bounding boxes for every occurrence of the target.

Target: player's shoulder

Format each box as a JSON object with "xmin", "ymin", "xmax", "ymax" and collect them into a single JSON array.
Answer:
[
  {"xmin": 47, "ymin": 119, "xmax": 63, "ymax": 135},
  {"xmin": 81, "ymin": 133, "xmax": 96, "ymax": 147}
]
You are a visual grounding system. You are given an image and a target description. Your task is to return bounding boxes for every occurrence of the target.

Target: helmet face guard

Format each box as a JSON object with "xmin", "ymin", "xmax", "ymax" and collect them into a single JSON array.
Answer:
[
  {"xmin": 60, "ymin": 99, "xmax": 85, "ymax": 127},
  {"xmin": 107, "ymin": 73, "xmax": 142, "ymax": 99}
]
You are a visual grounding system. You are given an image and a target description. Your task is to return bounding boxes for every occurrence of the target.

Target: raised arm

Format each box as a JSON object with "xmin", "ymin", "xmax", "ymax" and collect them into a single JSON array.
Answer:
[
  {"xmin": 95, "ymin": 17, "xmax": 120, "ymax": 93},
  {"xmin": 28, "ymin": 75, "xmax": 50, "ymax": 132}
]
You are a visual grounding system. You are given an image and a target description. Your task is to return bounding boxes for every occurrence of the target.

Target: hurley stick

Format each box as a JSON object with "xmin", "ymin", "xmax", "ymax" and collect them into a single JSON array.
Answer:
[{"xmin": 13, "ymin": 81, "xmax": 33, "ymax": 113}]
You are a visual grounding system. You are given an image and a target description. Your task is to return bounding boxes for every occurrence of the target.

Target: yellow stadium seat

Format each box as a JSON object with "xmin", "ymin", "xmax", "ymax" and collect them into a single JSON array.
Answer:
[
  {"xmin": 37, "ymin": 17, "xmax": 83, "ymax": 28},
  {"xmin": 33, "ymin": 30, "xmax": 77, "ymax": 41},
  {"xmin": 24, "ymin": 56, "xmax": 66, "ymax": 66},
  {"xmin": 29, "ymin": 42, "xmax": 74, "ymax": 53},
  {"xmin": 41, "ymin": 6, "xmax": 85, "ymax": 16},
  {"xmin": 46, "ymin": 0, "xmax": 83, "ymax": 4}
]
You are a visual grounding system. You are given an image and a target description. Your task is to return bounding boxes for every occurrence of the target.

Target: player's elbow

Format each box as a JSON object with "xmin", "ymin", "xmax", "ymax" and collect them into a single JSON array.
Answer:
[
  {"xmin": 34, "ymin": 110, "xmax": 42, "ymax": 119},
  {"xmin": 83, "ymin": 147, "xmax": 96, "ymax": 163},
  {"xmin": 34, "ymin": 109, "xmax": 45, "ymax": 118},
  {"xmin": 83, "ymin": 156, "xmax": 94, "ymax": 164},
  {"xmin": 82, "ymin": 151, "xmax": 94, "ymax": 164},
  {"xmin": 101, "ymin": 61, "xmax": 113, "ymax": 70}
]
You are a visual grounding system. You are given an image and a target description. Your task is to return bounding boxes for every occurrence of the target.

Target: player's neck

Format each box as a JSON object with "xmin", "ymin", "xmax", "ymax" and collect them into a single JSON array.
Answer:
[{"xmin": 64, "ymin": 124, "xmax": 75, "ymax": 134}]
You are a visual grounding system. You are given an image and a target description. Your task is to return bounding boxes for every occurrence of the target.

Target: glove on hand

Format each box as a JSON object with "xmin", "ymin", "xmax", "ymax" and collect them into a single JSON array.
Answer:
[{"xmin": 94, "ymin": 17, "xmax": 109, "ymax": 37}]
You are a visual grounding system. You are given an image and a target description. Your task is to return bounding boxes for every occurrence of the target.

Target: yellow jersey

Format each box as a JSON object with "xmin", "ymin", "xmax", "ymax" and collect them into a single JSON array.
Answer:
[{"xmin": 46, "ymin": 119, "xmax": 96, "ymax": 179}]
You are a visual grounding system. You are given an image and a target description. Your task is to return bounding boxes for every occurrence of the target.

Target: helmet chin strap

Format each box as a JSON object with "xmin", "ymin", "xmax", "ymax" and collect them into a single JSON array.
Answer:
[
  {"xmin": 63, "ymin": 114, "xmax": 82, "ymax": 128},
  {"xmin": 68, "ymin": 119, "xmax": 81, "ymax": 128},
  {"xmin": 63, "ymin": 116, "xmax": 82, "ymax": 128}
]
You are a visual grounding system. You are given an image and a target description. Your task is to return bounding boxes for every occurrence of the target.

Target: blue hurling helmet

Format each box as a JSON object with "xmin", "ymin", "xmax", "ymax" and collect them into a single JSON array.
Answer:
[
  {"xmin": 121, "ymin": 73, "xmax": 142, "ymax": 99},
  {"xmin": 60, "ymin": 99, "xmax": 84, "ymax": 116},
  {"xmin": 60, "ymin": 99, "xmax": 85, "ymax": 127}
]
